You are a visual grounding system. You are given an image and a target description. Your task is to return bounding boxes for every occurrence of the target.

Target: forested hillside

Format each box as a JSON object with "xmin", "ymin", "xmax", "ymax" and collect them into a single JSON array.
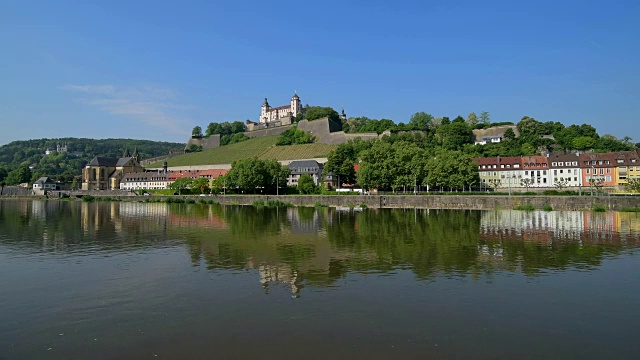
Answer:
[{"xmin": 0, "ymin": 138, "xmax": 183, "ymax": 185}]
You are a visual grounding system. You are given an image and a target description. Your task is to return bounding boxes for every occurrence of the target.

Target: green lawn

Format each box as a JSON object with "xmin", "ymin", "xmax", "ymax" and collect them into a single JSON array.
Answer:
[{"xmin": 148, "ymin": 136, "xmax": 336, "ymax": 167}]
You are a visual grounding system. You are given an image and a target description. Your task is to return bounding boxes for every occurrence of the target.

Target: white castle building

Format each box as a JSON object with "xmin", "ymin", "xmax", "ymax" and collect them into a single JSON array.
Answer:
[{"xmin": 259, "ymin": 93, "xmax": 303, "ymax": 124}]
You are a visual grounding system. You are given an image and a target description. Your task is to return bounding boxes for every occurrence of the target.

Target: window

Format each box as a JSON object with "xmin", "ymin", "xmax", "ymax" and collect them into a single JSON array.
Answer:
[
  {"xmin": 558, "ymin": 162, "xmax": 563, "ymax": 166},
  {"xmin": 560, "ymin": 169, "xmax": 564, "ymax": 174},
  {"xmin": 607, "ymin": 168, "xmax": 611, "ymax": 174},
  {"xmin": 501, "ymin": 164, "xmax": 505, "ymax": 168},
  {"xmin": 552, "ymin": 162, "xmax": 557, "ymax": 166},
  {"xmin": 525, "ymin": 171, "xmax": 529, "ymax": 175},
  {"xmin": 600, "ymin": 168, "xmax": 604, "ymax": 175},
  {"xmin": 543, "ymin": 171, "xmax": 547, "ymax": 175},
  {"xmin": 543, "ymin": 178, "xmax": 547, "ymax": 183},
  {"xmin": 617, "ymin": 159, "xmax": 623, "ymax": 164},
  {"xmin": 514, "ymin": 164, "xmax": 520, "ymax": 168},
  {"xmin": 554, "ymin": 170, "xmax": 557, "ymax": 175},
  {"xmin": 574, "ymin": 177, "xmax": 577, "ymax": 182}
]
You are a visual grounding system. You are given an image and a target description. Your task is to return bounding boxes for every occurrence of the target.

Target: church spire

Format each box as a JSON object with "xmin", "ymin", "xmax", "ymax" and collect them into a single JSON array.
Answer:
[{"xmin": 123, "ymin": 148, "xmax": 131, "ymax": 157}]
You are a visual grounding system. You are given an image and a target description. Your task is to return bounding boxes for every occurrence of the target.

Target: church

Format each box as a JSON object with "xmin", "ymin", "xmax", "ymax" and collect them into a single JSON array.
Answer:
[
  {"xmin": 81, "ymin": 148, "xmax": 144, "ymax": 190},
  {"xmin": 259, "ymin": 93, "xmax": 304, "ymax": 124}
]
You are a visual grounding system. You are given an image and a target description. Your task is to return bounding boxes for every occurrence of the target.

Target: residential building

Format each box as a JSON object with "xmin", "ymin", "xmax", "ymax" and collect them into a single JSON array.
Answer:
[
  {"xmin": 472, "ymin": 125, "xmax": 520, "ymax": 145},
  {"xmin": 611, "ymin": 150, "xmax": 640, "ymax": 186},
  {"xmin": 287, "ymin": 160, "xmax": 324, "ymax": 186},
  {"xmin": 548, "ymin": 153, "xmax": 582, "ymax": 188},
  {"xmin": 120, "ymin": 172, "xmax": 170, "ymax": 190},
  {"xmin": 520, "ymin": 156, "xmax": 550, "ymax": 187},
  {"xmin": 33, "ymin": 177, "xmax": 56, "ymax": 190},
  {"xmin": 579, "ymin": 152, "xmax": 616, "ymax": 187}
]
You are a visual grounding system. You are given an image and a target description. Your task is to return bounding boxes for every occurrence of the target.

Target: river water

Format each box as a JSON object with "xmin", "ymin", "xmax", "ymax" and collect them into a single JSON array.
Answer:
[{"xmin": 1, "ymin": 200, "xmax": 639, "ymax": 359}]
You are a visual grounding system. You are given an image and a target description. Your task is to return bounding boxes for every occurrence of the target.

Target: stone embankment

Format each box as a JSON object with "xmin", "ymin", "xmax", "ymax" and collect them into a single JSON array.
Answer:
[
  {"xmin": 208, "ymin": 194, "xmax": 639, "ymax": 211},
  {"xmin": 2, "ymin": 191, "xmax": 639, "ymax": 211}
]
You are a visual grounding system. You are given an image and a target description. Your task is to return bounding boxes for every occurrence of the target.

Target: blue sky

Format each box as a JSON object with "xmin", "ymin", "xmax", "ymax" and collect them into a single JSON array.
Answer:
[{"xmin": 1, "ymin": 0, "xmax": 639, "ymax": 146}]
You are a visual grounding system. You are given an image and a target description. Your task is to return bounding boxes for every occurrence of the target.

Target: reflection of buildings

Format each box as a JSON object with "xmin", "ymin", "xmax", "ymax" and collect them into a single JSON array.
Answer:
[
  {"xmin": 480, "ymin": 210, "xmax": 640, "ymax": 244},
  {"xmin": 286, "ymin": 207, "xmax": 323, "ymax": 234}
]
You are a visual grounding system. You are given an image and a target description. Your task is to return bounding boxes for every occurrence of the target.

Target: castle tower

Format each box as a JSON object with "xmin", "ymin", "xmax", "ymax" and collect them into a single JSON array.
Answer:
[
  {"xmin": 290, "ymin": 93, "xmax": 301, "ymax": 117},
  {"xmin": 261, "ymin": 98, "xmax": 270, "ymax": 123},
  {"xmin": 340, "ymin": 105, "xmax": 347, "ymax": 121}
]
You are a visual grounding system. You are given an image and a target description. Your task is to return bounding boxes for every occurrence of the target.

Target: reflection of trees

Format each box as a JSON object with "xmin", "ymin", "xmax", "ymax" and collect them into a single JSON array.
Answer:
[{"xmin": 3, "ymin": 200, "xmax": 640, "ymax": 295}]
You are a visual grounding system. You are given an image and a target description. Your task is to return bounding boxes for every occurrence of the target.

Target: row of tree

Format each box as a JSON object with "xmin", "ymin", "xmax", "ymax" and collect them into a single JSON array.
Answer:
[{"xmin": 0, "ymin": 138, "xmax": 183, "ymax": 186}]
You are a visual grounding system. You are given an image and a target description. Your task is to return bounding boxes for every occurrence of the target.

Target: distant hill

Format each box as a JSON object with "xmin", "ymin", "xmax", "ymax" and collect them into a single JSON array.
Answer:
[
  {"xmin": 0, "ymin": 138, "xmax": 184, "ymax": 178},
  {"xmin": 148, "ymin": 135, "xmax": 336, "ymax": 167}
]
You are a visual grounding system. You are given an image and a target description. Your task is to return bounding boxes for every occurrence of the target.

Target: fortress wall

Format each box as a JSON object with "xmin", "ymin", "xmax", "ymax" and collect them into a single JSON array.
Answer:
[
  {"xmin": 244, "ymin": 124, "xmax": 294, "ymax": 138},
  {"xmin": 185, "ymin": 134, "xmax": 221, "ymax": 151}
]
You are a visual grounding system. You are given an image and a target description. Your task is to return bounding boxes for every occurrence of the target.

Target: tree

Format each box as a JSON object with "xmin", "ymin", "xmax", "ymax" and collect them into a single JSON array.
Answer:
[
  {"xmin": 169, "ymin": 177, "xmax": 193, "ymax": 195},
  {"xmin": 276, "ymin": 127, "xmax": 315, "ymax": 146},
  {"xmin": 193, "ymin": 177, "xmax": 210, "ymax": 194},
  {"xmin": 466, "ymin": 112, "xmax": 478, "ymax": 128},
  {"xmin": 503, "ymin": 128, "xmax": 516, "ymax": 141},
  {"xmin": 572, "ymin": 136, "xmax": 596, "ymax": 151},
  {"xmin": 70, "ymin": 177, "xmax": 79, "ymax": 191},
  {"xmin": 324, "ymin": 143, "xmax": 357, "ymax": 186},
  {"xmin": 520, "ymin": 178, "xmax": 534, "ymax": 190},
  {"xmin": 589, "ymin": 177, "xmax": 605, "ymax": 195},
  {"xmin": 479, "ymin": 111, "xmax": 490, "ymax": 126},
  {"xmin": 297, "ymin": 174, "xmax": 318, "ymax": 194},
  {"xmin": 5, "ymin": 165, "xmax": 32, "ymax": 185},
  {"xmin": 0, "ymin": 166, "xmax": 8, "ymax": 184},
  {"xmin": 189, "ymin": 144, "xmax": 203, "ymax": 152},
  {"xmin": 408, "ymin": 112, "xmax": 433, "ymax": 131},
  {"xmin": 435, "ymin": 122, "xmax": 473, "ymax": 150},
  {"xmin": 227, "ymin": 157, "xmax": 289, "ymax": 193},
  {"xmin": 304, "ymin": 106, "xmax": 341, "ymax": 128},
  {"xmin": 425, "ymin": 149, "xmax": 478, "ymax": 191},
  {"xmin": 358, "ymin": 141, "xmax": 395, "ymax": 190},
  {"xmin": 626, "ymin": 178, "xmax": 640, "ymax": 193},
  {"xmin": 192, "ymin": 126, "xmax": 203, "ymax": 138},
  {"xmin": 554, "ymin": 178, "xmax": 569, "ymax": 190}
]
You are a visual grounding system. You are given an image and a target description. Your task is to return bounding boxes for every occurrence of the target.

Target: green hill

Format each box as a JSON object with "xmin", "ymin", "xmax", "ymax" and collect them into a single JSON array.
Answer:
[
  {"xmin": 0, "ymin": 137, "xmax": 184, "ymax": 179},
  {"xmin": 150, "ymin": 136, "xmax": 337, "ymax": 167}
]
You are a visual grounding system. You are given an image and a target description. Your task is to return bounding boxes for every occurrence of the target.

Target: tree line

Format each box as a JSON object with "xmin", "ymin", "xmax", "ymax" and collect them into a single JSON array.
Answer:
[{"xmin": 0, "ymin": 138, "xmax": 184, "ymax": 186}]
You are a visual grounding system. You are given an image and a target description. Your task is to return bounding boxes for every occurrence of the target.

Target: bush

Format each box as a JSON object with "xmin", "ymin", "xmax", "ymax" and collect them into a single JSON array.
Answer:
[
  {"xmin": 592, "ymin": 205, "xmax": 607, "ymax": 212},
  {"xmin": 82, "ymin": 195, "xmax": 95, "ymax": 202},
  {"xmin": 620, "ymin": 207, "xmax": 640, "ymax": 212},
  {"xmin": 359, "ymin": 203, "xmax": 368, "ymax": 209},
  {"xmin": 514, "ymin": 204, "xmax": 535, "ymax": 211},
  {"xmin": 543, "ymin": 204, "xmax": 553, "ymax": 212}
]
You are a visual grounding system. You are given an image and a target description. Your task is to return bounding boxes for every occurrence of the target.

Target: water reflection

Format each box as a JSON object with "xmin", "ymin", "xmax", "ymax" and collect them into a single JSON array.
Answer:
[{"xmin": 1, "ymin": 201, "xmax": 639, "ymax": 293}]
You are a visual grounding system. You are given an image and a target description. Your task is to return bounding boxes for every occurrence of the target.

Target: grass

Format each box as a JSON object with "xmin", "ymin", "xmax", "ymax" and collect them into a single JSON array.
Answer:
[
  {"xmin": 619, "ymin": 207, "xmax": 640, "ymax": 212},
  {"xmin": 146, "ymin": 135, "xmax": 337, "ymax": 167}
]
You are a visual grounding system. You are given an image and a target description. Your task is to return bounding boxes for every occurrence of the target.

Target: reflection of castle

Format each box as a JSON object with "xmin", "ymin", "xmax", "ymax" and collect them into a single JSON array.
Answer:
[{"xmin": 258, "ymin": 263, "xmax": 300, "ymax": 298}]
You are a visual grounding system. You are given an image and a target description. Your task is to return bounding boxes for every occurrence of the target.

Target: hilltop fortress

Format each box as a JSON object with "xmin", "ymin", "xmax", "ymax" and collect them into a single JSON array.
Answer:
[{"xmin": 186, "ymin": 93, "xmax": 378, "ymax": 150}]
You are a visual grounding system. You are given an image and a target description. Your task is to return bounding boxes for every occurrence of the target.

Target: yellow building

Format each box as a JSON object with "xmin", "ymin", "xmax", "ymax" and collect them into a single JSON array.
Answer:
[
  {"xmin": 612, "ymin": 150, "xmax": 640, "ymax": 187},
  {"xmin": 82, "ymin": 150, "xmax": 144, "ymax": 190}
]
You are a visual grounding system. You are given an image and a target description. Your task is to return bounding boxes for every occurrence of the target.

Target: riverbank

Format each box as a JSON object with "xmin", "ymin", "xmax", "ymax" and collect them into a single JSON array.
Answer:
[{"xmin": 4, "ymin": 194, "xmax": 639, "ymax": 211}]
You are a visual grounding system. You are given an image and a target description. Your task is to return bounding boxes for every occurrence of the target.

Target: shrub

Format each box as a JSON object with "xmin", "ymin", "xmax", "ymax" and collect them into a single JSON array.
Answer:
[
  {"xmin": 543, "ymin": 204, "xmax": 553, "ymax": 212},
  {"xmin": 592, "ymin": 205, "xmax": 607, "ymax": 212},
  {"xmin": 514, "ymin": 204, "xmax": 535, "ymax": 211},
  {"xmin": 619, "ymin": 207, "xmax": 640, "ymax": 213},
  {"xmin": 82, "ymin": 195, "xmax": 95, "ymax": 202},
  {"xmin": 253, "ymin": 199, "xmax": 265, "ymax": 207},
  {"xmin": 359, "ymin": 203, "xmax": 368, "ymax": 209}
]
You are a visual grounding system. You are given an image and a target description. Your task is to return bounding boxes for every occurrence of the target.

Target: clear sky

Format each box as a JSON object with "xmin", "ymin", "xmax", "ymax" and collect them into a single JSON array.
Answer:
[{"xmin": 1, "ymin": 0, "xmax": 638, "ymax": 146}]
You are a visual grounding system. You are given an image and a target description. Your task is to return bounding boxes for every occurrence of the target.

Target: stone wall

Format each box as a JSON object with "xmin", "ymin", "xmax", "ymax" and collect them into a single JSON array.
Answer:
[
  {"xmin": 244, "ymin": 124, "xmax": 294, "ymax": 139},
  {"xmin": 207, "ymin": 194, "xmax": 640, "ymax": 211},
  {"xmin": 297, "ymin": 118, "xmax": 379, "ymax": 145},
  {"xmin": 0, "ymin": 186, "xmax": 32, "ymax": 197},
  {"xmin": 185, "ymin": 134, "xmax": 221, "ymax": 151}
]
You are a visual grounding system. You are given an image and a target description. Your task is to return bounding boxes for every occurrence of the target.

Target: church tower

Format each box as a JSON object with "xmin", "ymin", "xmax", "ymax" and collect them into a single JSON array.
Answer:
[
  {"xmin": 290, "ymin": 93, "xmax": 301, "ymax": 117},
  {"xmin": 261, "ymin": 98, "xmax": 270, "ymax": 123}
]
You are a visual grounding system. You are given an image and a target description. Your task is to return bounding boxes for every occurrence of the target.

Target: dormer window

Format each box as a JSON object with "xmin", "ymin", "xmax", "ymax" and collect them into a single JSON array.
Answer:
[
  {"xmin": 552, "ymin": 162, "xmax": 557, "ymax": 166},
  {"xmin": 558, "ymin": 162, "xmax": 563, "ymax": 166}
]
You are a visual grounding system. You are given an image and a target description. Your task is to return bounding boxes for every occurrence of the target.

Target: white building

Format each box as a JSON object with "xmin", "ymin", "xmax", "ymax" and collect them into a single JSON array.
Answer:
[
  {"xmin": 287, "ymin": 160, "xmax": 324, "ymax": 187},
  {"xmin": 120, "ymin": 172, "xmax": 170, "ymax": 191},
  {"xmin": 260, "ymin": 93, "xmax": 303, "ymax": 124},
  {"xmin": 548, "ymin": 153, "xmax": 582, "ymax": 188}
]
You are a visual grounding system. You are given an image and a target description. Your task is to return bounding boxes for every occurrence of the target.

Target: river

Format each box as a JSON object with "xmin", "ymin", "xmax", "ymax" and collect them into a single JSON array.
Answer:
[{"xmin": 1, "ymin": 200, "xmax": 639, "ymax": 359}]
